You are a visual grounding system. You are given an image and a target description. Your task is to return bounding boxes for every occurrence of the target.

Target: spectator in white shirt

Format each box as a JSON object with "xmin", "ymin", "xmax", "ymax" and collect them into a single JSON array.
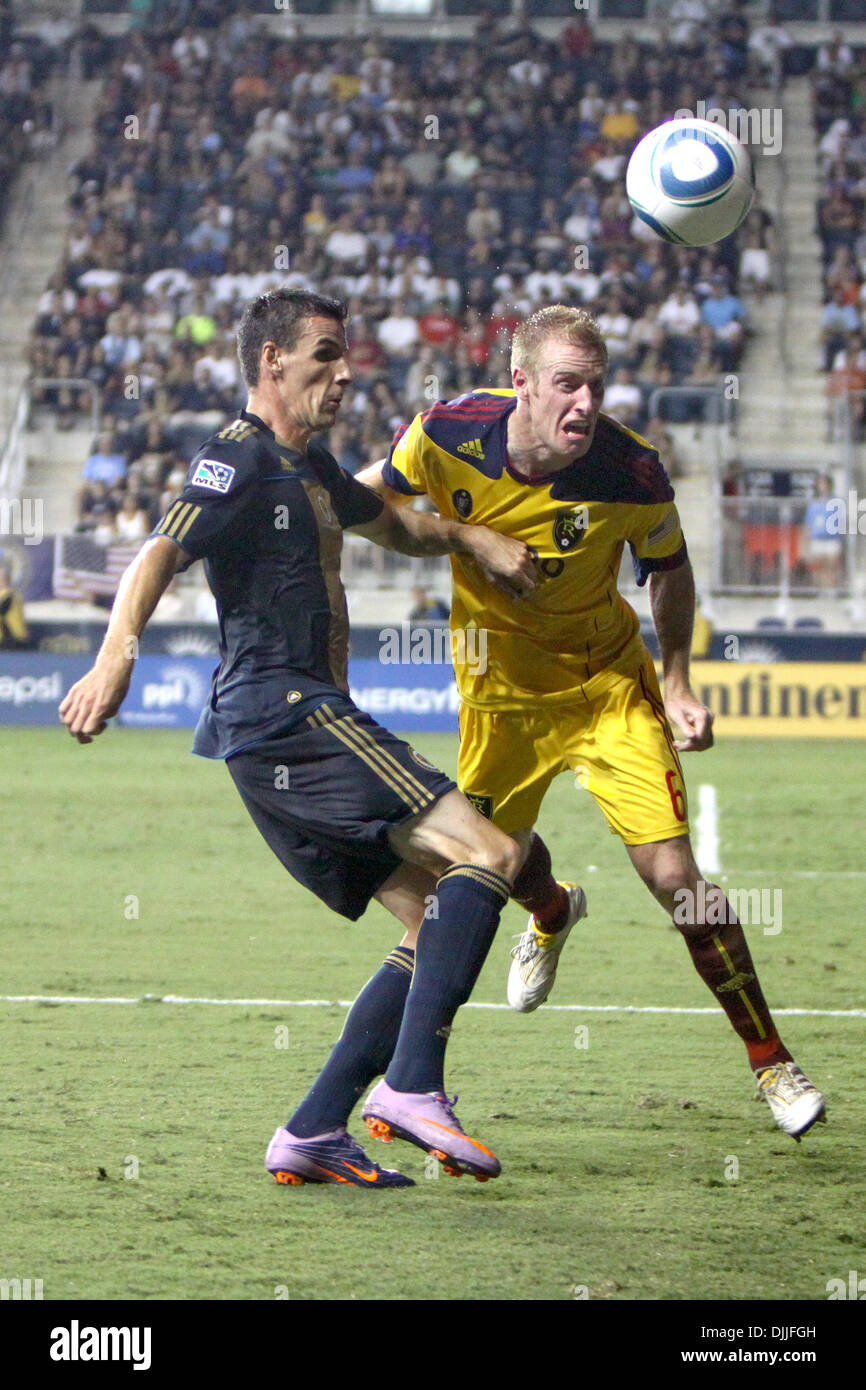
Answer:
[
  {"xmin": 578, "ymin": 80, "xmax": 605, "ymax": 128},
  {"xmin": 525, "ymin": 252, "xmax": 565, "ymax": 306},
  {"xmin": 818, "ymin": 32, "xmax": 854, "ymax": 77},
  {"xmin": 603, "ymin": 364, "xmax": 644, "ymax": 430},
  {"xmin": 325, "ymin": 212, "xmax": 369, "ymax": 267},
  {"xmin": 114, "ymin": 493, "xmax": 149, "ymax": 541},
  {"xmin": 563, "ymin": 261, "xmax": 600, "ymax": 306},
  {"xmin": 194, "ymin": 340, "xmax": 240, "ymax": 395},
  {"xmin": 596, "ymin": 292, "xmax": 632, "ymax": 361},
  {"xmin": 657, "ymin": 283, "xmax": 701, "ymax": 336},
  {"xmin": 421, "ymin": 273, "xmax": 461, "ymax": 313},
  {"xmin": 172, "ymin": 28, "xmax": 209, "ymax": 74},
  {"xmin": 444, "ymin": 136, "xmax": 481, "ymax": 185},
  {"xmin": 748, "ymin": 20, "xmax": 792, "ymax": 84},
  {"xmin": 143, "ymin": 266, "xmax": 192, "ymax": 301},
  {"xmin": 377, "ymin": 298, "xmax": 420, "ymax": 359}
]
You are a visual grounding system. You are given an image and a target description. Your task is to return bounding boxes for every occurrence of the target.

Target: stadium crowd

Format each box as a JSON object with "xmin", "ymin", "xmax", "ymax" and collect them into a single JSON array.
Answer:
[
  {"xmin": 814, "ymin": 31, "xmax": 866, "ymax": 440},
  {"xmin": 0, "ymin": 0, "xmax": 60, "ymax": 229},
  {"xmin": 26, "ymin": 1, "xmax": 779, "ymax": 548}
]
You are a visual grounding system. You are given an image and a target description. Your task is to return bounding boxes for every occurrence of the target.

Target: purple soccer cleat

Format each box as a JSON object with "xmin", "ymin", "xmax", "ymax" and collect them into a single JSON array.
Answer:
[
  {"xmin": 362, "ymin": 1079, "xmax": 501, "ymax": 1181},
  {"xmin": 265, "ymin": 1126, "xmax": 415, "ymax": 1187}
]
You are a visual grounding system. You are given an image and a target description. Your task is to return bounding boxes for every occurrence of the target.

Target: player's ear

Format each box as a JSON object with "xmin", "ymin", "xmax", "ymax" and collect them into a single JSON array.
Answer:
[
  {"xmin": 262, "ymin": 340, "xmax": 282, "ymax": 378},
  {"xmin": 512, "ymin": 365, "xmax": 529, "ymax": 400}
]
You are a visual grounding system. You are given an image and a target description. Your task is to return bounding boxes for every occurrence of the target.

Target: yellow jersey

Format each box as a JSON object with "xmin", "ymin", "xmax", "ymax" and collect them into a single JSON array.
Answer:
[{"xmin": 383, "ymin": 389, "xmax": 687, "ymax": 711}]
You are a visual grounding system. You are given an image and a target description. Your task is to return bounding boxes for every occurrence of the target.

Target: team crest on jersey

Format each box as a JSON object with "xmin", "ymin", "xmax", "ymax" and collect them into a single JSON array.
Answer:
[
  {"xmin": 452, "ymin": 488, "xmax": 473, "ymax": 518},
  {"xmin": 553, "ymin": 506, "xmax": 589, "ymax": 553},
  {"xmin": 409, "ymin": 747, "xmax": 436, "ymax": 770},
  {"xmin": 464, "ymin": 792, "xmax": 493, "ymax": 819},
  {"xmin": 191, "ymin": 459, "xmax": 236, "ymax": 493}
]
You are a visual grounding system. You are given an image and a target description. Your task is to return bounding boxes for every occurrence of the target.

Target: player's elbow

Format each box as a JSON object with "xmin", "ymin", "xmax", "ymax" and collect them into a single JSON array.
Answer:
[{"xmin": 356, "ymin": 460, "xmax": 388, "ymax": 494}]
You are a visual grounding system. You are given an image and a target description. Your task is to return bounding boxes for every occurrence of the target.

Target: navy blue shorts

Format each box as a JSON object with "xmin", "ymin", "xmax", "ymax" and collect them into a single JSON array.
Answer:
[{"xmin": 227, "ymin": 696, "xmax": 455, "ymax": 920}]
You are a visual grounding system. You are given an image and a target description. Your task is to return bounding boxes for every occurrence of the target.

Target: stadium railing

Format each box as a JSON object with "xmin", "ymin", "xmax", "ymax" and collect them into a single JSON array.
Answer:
[
  {"xmin": 341, "ymin": 530, "xmax": 451, "ymax": 590},
  {"xmin": 647, "ymin": 386, "xmax": 733, "ymax": 430},
  {"xmin": 715, "ymin": 495, "xmax": 853, "ymax": 598},
  {"xmin": 0, "ymin": 386, "xmax": 30, "ymax": 504}
]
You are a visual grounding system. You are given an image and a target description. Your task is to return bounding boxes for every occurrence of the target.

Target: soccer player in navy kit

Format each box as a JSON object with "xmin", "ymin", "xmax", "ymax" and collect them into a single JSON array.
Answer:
[{"xmin": 60, "ymin": 289, "xmax": 539, "ymax": 1186}]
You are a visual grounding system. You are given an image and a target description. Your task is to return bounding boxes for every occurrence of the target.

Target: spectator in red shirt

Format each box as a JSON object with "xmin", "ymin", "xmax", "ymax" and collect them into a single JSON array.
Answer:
[
  {"xmin": 418, "ymin": 301, "xmax": 459, "ymax": 348},
  {"xmin": 563, "ymin": 12, "xmax": 594, "ymax": 62}
]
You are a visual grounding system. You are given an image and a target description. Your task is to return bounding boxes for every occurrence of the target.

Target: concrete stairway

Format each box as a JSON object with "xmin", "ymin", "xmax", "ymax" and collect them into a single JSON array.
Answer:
[
  {"xmin": 26, "ymin": 424, "xmax": 96, "ymax": 534},
  {"xmin": 0, "ymin": 59, "xmax": 101, "ymax": 527},
  {"xmin": 734, "ymin": 77, "xmax": 827, "ymax": 463}
]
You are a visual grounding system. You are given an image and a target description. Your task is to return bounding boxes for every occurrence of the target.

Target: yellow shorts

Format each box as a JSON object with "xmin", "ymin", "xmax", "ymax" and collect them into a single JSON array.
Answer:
[{"xmin": 458, "ymin": 655, "xmax": 690, "ymax": 844}]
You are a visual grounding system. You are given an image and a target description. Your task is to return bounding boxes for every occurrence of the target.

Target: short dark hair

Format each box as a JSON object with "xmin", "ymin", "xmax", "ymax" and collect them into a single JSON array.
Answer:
[{"xmin": 236, "ymin": 288, "xmax": 347, "ymax": 387}]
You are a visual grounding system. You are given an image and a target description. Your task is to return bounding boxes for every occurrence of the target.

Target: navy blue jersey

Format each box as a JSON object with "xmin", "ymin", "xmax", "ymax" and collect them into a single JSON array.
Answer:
[{"xmin": 152, "ymin": 409, "xmax": 383, "ymax": 758}]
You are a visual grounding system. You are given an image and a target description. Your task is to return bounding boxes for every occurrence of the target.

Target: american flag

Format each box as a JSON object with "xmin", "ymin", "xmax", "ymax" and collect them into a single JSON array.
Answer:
[{"xmin": 53, "ymin": 534, "xmax": 144, "ymax": 601}]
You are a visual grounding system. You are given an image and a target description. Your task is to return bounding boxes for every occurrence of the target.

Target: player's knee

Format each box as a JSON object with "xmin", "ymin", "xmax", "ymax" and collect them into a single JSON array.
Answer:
[
  {"xmin": 461, "ymin": 824, "xmax": 522, "ymax": 883},
  {"xmin": 638, "ymin": 862, "xmax": 699, "ymax": 916},
  {"xmin": 633, "ymin": 839, "xmax": 700, "ymax": 909}
]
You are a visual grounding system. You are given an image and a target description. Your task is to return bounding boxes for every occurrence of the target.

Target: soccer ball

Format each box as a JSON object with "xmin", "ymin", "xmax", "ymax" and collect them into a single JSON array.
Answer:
[{"xmin": 626, "ymin": 118, "xmax": 755, "ymax": 247}]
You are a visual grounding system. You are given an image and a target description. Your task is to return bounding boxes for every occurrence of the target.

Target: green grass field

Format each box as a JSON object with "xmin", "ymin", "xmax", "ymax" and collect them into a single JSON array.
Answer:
[{"xmin": 1, "ymin": 728, "xmax": 864, "ymax": 1302}]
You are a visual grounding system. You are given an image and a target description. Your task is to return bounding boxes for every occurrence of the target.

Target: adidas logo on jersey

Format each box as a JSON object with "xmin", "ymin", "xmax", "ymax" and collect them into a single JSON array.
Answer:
[{"xmin": 457, "ymin": 438, "xmax": 485, "ymax": 459}]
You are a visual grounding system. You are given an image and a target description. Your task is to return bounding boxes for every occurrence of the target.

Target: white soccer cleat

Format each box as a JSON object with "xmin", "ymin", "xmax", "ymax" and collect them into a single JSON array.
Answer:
[
  {"xmin": 507, "ymin": 883, "xmax": 587, "ymax": 1013},
  {"xmin": 755, "ymin": 1061, "xmax": 827, "ymax": 1141}
]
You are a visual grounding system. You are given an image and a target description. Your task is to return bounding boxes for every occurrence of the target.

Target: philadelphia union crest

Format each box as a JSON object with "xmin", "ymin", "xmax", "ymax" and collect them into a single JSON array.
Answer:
[{"xmin": 553, "ymin": 505, "xmax": 589, "ymax": 553}]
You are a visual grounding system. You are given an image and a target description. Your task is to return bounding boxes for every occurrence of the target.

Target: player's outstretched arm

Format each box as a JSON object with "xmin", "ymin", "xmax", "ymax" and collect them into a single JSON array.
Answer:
[
  {"xmin": 355, "ymin": 458, "xmax": 400, "ymax": 498},
  {"xmin": 650, "ymin": 559, "xmax": 714, "ymax": 752},
  {"xmin": 354, "ymin": 458, "xmax": 537, "ymax": 598},
  {"xmin": 58, "ymin": 536, "xmax": 187, "ymax": 743},
  {"xmin": 349, "ymin": 497, "xmax": 537, "ymax": 600}
]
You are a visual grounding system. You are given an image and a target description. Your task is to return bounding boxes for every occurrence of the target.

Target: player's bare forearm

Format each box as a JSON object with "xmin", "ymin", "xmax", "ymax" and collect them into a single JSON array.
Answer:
[
  {"xmin": 650, "ymin": 561, "xmax": 694, "ymax": 691},
  {"xmin": 59, "ymin": 537, "xmax": 186, "ymax": 742},
  {"xmin": 350, "ymin": 501, "xmax": 537, "ymax": 598},
  {"xmin": 99, "ymin": 537, "xmax": 185, "ymax": 661},
  {"xmin": 355, "ymin": 459, "xmax": 398, "ymax": 499},
  {"xmin": 650, "ymin": 560, "xmax": 714, "ymax": 751}
]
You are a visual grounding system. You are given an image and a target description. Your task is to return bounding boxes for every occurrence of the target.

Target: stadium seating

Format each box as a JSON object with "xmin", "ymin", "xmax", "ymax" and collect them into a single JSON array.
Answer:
[{"xmin": 26, "ymin": 1, "xmax": 774, "ymax": 600}]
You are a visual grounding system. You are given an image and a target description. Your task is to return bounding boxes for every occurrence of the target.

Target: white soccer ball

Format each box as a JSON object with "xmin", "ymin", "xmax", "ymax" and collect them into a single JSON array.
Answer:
[{"xmin": 626, "ymin": 117, "xmax": 755, "ymax": 247}]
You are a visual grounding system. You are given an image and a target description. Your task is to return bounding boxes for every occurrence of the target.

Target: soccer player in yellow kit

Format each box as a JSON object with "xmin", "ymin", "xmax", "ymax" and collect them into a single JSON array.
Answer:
[{"xmin": 358, "ymin": 305, "xmax": 826, "ymax": 1142}]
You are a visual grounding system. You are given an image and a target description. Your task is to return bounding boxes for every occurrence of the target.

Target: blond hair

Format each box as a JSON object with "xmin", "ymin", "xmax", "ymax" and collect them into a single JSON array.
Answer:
[{"xmin": 510, "ymin": 305, "xmax": 608, "ymax": 379}]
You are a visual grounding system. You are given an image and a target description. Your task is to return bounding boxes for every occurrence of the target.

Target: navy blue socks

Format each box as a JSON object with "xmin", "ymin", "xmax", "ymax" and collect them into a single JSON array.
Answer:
[
  {"xmin": 288, "ymin": 945, "xmax": 415, "ymax": 1137},
  {"xmin": 385, "ymin": 865, "xmax": 511, "ymax": 1095}
]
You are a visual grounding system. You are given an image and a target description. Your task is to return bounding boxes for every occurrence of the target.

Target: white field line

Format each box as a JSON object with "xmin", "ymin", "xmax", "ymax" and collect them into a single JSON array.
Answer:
[
  {"xmin": 1, "ymin": 995, "xmax": 863, "ymax": 1018},
  {"xmin": 696, "ymin": 783, "xmax": 720, "ymax": 876},
  {"xmin": 691, "ymin": 780, "xmax": 863, "ymax": 881},
  {"xmin": 734, "ymin": 870, "xmax": 866, "ymax": 879}
]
